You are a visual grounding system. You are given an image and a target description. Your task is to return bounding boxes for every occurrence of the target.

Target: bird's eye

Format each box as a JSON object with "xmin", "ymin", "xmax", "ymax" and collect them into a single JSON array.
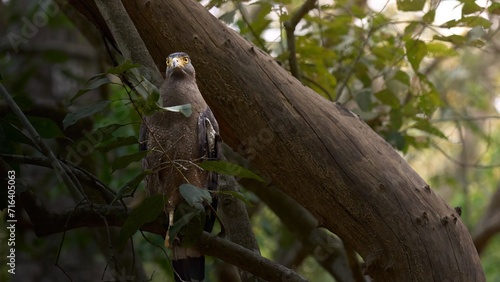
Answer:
[
  {"xmin": 166, "ymin": 58, "xmax": 171, "ymax": 66},
  {"xmin": 183, "ymin": 57, "xmax": 189, "ymax": 64}
]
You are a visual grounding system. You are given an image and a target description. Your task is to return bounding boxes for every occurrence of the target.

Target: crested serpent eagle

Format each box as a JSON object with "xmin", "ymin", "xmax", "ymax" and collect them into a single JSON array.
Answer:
[{"xmin": 140, "ymin": 52, "xmax": 221, "ymax": 282}]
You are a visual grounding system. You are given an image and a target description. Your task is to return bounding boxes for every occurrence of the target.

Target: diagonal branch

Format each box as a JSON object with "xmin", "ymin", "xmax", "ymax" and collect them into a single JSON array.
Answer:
[
  {"xmin": 197, "ymin": 233, "xmax": 306, "ymax": 282},
  {"xmin": 0, "ymin": 83, "xmax": 85, "ymax": 201},
  {"xmin": 93, "ymin": 0, "xmax": 162, "ymax": 86},
  {"xmin": 21, "ymin": 190, "xmax": 307, "ymax": 282},
  {"xmin": 242, "ymin": 179, "xmax": 358, "ymax": 282}
]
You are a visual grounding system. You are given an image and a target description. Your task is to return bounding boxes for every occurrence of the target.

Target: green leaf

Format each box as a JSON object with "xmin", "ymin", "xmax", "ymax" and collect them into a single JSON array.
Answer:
[
  {"xmin": 442, "ymin": 17, "xmax": 492, "ymax": 29},
  {"xmin": 488, "ymin": 2, "xmax": 500, "ymax": 15},
  {"xmin": 63, "ymin": 100, "xmax": 110, "ymax": 129},
  {"xmin": 110, "ymin": 170, "xmax": 152, "ymax": 205},
  {"xmin": 168, "ymin": 208, "xmax": 199, "ymax": 245},
  {"xmin": 461, "ymin": 16, "xmax": 491, "ymax": 28},
  {"xmin": 179, "ymin": 184, "xmax": 212, "ymax": 210},
  {"xmin": 96, "ymin": 136, "xmax": 138, "ymax": 152},
  {"xmin": 372, "ymin": 46, "xmax": 394, "ymax": 61},
  {"xmin": 112, "ymin": 150, "xmax": 148, "ymax": 172},
  {"xmin": 372, "ymin": 13, "xmax": 390, "ymax": 29},
  {"xmin": 135, "ymin": 90, "xmax": 161, "ymax": 115},
  {"xmin": 0, "ymin": 120, "xmax": 33, "ymax": 147},
  {"xmin": 462, "ymin": 1, "xmax": 482, "ymax": 15},
  {"xmin": 386, "ymin": 131, "xmax": 406, "ymax": 150},
  {"xmin": 466, "ymin": 26, "xmax": 486, "ymax": 42},
  {"xmin": 423, "ymin": 10, "xmax": 435, "ymax": 23},
  {"xmin": 405, "ymin": 39, "xmax": 426, "ymax": 72},
  {"xmin": 126, "ymin": 68, "xmax": 160, "ymax": 100},
  {"xmin": 350, "ymin": 4, "xmax": 366, "ymax": 18},
  {"xmin": 158, "ymin": 103, "xmax": 192, "ymax": 117},
  {"xmin": 354, "ymin": 61, "xmax": 370, "ymax": 86},
  {"xmin": 397, "ymin": 0, "xmax": 425, "ymax": 11},
  {"xmin": 403, "ymin": 135, "xmax": 418, "ymax": 152},
  {"xmin": 354, "ymin": 89, "xmax": 372, "ymax": 111},
  {"xmin": 106, "ymin": 60, "xmax": 141, "ymax": 75},
  {"xmin": 412, "ymin": 119, "xmax": 447, "ymax": 139},
  {"xmin": 415, "ymin": 74, "xmax": 442, "ymax": 116},
  {"xmin": 71, "ymin": 74, "xmax": 111, "ymax": 102},
  {"xmin": 375, "ymin": 89, "xmax": 400, "ymax": 108},
  {"xmin": 441, "ymin": 20, "xmax": 459, "ymax": 28},
  {"xmin": 404, "ymin": 21, "xmax": 419, "ymax": 38},
  {"xmin": 389, "ymin": 109, "xmax": 403, "ymax": 131},
  {"xmin": 198, "ymin": 161, "xmax": 265, "ymax": 182},
  {"xmin": 42, "ymin": 49, "xmax": 69, "ymax": 63},
  {"xmin": 26, "ymin": 116, "xmax": 65, "ymax": 138},
  {"xmin": 393, "ymin": 70, "xmax": 410, "ymax": 86},
  {"xmin": 219, "ymin": 10, "xmax": 237, "ymax": 24},
  {"xmin": 433, "ymin": 34, "xmax": 466, "ymax": 46},
  {"xmin": 426, "ymin": 42, "xmax": 458, "ymax": 57},
  {"xmin": 118, "ymin": 195, "xmax": 165, "ymax": 247}
]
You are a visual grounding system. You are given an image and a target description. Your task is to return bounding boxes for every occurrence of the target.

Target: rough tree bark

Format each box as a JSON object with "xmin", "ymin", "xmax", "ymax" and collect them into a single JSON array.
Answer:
[{"xmin": 69, "ymin": 0, "xmax": 484, "ymax": 280}]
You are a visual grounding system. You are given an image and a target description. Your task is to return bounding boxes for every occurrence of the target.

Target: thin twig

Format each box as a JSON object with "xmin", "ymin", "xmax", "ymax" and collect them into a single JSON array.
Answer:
[
  {"xmin": 456, "ymin": 120, "xmax": 470, "ymax": 225},
  {"xmin": 431, "ymin": 143, "xmax": 500, "ymax": 169},
  {"xmin": 302, "ymin": 75, "xmax": 334, "ymax": 101},
  {"xmin": 431, "ymin": 115, "xmax": 500, "ymax": 122},
  {"xmin": 284, "ymin": 0, "xmax": 317, "ymax": 79},
  {"xmin": 140, "ymin": 230, "xmax": 170, "ymax": 263},
  {"xmin": 336, "ymin": 20, "xmax": 374, "ymax": 102},
  {"xmin": 1, "ymin": 154, "xmax": 116, "ymax": 204},
  {"xmin": 236, "ymin": 2, "xmax": 269, "ymax": 52},
  {"xmin": 54, "ymin": 198, "xmax": 87, "ymax": 282},
  {"xmin": 315, "ymin": 1, "xmax": 325, "ymax": 47}
]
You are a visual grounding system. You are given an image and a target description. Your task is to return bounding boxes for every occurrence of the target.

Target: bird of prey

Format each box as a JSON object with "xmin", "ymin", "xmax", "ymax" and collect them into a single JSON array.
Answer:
[{"xmin": 140, "ymin": 52, "xmax": 220, "ymax": 282}]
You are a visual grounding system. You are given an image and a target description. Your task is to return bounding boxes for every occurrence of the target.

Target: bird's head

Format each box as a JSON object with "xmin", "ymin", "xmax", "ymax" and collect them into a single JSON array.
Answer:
[{"xmin": 166, "ymin": 52, "xmax": 195, "ymax": 78}]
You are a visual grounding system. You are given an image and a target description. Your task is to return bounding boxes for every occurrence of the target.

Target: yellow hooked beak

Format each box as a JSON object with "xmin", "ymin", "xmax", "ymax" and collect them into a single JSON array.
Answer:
[
  {"xmin": 167, "ymin": 56, "xmax": 189, "ymax": 69},
  {"xmin": 172, "ymin": 57, "xmax": 183, "ymax": 68}
]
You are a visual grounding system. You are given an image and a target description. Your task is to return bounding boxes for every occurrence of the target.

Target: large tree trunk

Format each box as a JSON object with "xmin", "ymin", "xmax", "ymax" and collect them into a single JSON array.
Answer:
[{"xmin": 70, "ymin": 0, "xmax": 484, "ymax": 280}]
